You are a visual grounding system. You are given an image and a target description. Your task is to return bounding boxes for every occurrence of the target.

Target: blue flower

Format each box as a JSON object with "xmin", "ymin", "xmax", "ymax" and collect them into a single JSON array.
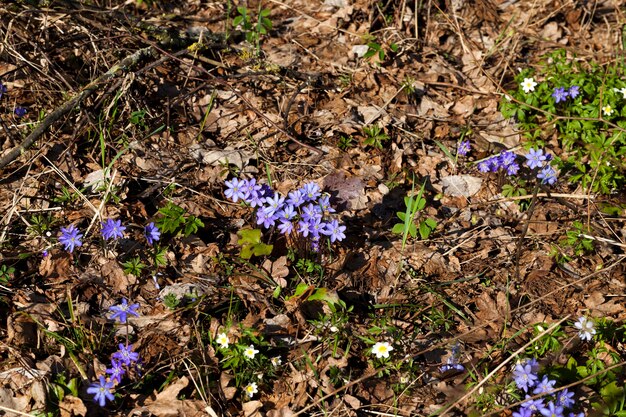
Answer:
[
  {"xmin": 322, "ymin": 219, "xmax": 346, "ymax": 243},
  {"xmin": 301, "ymin": 203, "xmax": 322, "ymax": 223},
  {"xmin": 242, "ymin": 178, "xmax": 263, "ymax": 207},
  {"xmin": 224, "ymin": 178, "xmax": 247, "ymax": 203},
  {"xmin": 59, "ymin": 224, "xmax": 83, "ymax": 253},
  {"xmin": 457, "ymin": 140, "xmax": 471, "ymax": 156},
  {"xmin": 521, "ymin": 396, "xmax": 545, "ymax": 413},
  {"xmin": 108, "ymin": 299, "xmax": 140, "ymax": 324},
  {"xmin": 276, "ymin": 205, "xmax": 296, "ymax": 222},
  {"xmin": 525, "ymin": 148, "xmax": 547, "ymax": 169},
  {"xmin": 568, "ymin": 85, "xmax": 580, "ymax": 99},
  {"xmin": 499, "ymin": 150, "xmax": 516, "ymax": 167},
  {"xmin": 14, "ymin": 106, "xmax": 27, "ymax": 117},
  {"xmin": 101, "ymin": 219, "xmax": 126, "ymax": 241},
  {"xmin": 513, "ymin": 361, "xmax": 538, "ymax": 392},
  {"xmin": 301, "ymin": 183, "xmax": 321, "ymax": 202},
  {"xmin": 112, "ymin": 344, "xmax": 139, "ymax": 366},
  {"xmin": 287, "ymin": 189, "xmax": 305, "ymax": 207},
  {"xmin": 144, "ymin": 222, "xmax": 160, "ymax": 245},
  {"xmin": 556, "ymin": 388, "xmax": 575, "ymax": 408},
  {"xmin": 105, "ymin": 360, "xmax": 126, "ymax": 384},
  {"xmin": 513, "ymin": 407, "xmax": 533, "ymax": 417},
  {"xmin": 478, "ymin": 160, "xmax": 491, "ymax": 173},
  {"xmin": 256, "ymin": 207, "xmax": 277, "ymax": 229},
  {"xmin": 506, "ymin": 162, "xmax": 520, "ymax": 176},
  {"xmin": 539, "ymin": 400, "xmax": 564, "ymax": 417},
  {"xmin": 263, "ymin": 194, "xmax": 285, "ymax": 217},
  {"xmin": 533, "ymin": 376, "xmax": 557, "ymax": 395},
  {"xmin": 277, "ymin": 220, "xmax": 294, "ymax": 235},
  {"xmin": 0, "ymin": 83, "xmax": 7, "ymax": 99},
  {"xmin": 318, "ymin": 194, "xmax": 336, "ymax": 213},
  {"xmin": 86, "ymin": 376, "xmax": 115, "ymax": 407},
  {"xmin": 537, "ymin": 165, "xmax": 557, "ymax": 185},
  {"xmin": 552, "ymin": 87, "xmax": 569, "ymax": 103}
]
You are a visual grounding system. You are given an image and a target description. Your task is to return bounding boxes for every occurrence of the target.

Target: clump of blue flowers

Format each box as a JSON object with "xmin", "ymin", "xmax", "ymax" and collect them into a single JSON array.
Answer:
[
  {"xmin": 525, "ymin": 148, "xmax": 557, "ymax": 186},
  {"xmin": 86, "ymin": 299, "xmax": 143, "ymax": 407},
  {"xmin": 477, "ymin": 150, "xmax": 520, "ymax": 176},
  {"xmin": 224, "ymin": 178, "xmax": 346, "ymax": 252},
  {"xmin": 511, "ymin": 358, "xmax": 583, "ymax": 417},
  {"xmin": 552, "ymin": 85, "xmax": 580, "ymax": 103}
]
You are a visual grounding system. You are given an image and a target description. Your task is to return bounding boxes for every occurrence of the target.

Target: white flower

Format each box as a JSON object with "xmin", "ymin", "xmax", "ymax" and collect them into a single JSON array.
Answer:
[
  {"xmin": 521, "ymin": 77, "xmax": 537, "ymax": 93},
  {"xmin": 371, "ymin": 342, "xmax": 393, "ymax": 359},
  {"xmin": 243, "ymin": 344, "xmax": 259, "ymax": 359},
  {"xmin": 603, "ymin": 104, "xmax": 614, "ymax": 116},
  {"xmin": 575, "ymin": 316, "xmax": 596, "ymax": 341},
  {"xmin": 244, "ymin": 382, "xmax": 258, "ymax": 398},
  {"xmin": 216, "ymin": 332, "xmax": 229, "ymax": 349},
  {"xmin": 613, "ymin": 87, "xmax": 626, "ymax": 98},
  {"xmin": 271, "ymin": 356, "xmax": 282, "ymax": 367}
]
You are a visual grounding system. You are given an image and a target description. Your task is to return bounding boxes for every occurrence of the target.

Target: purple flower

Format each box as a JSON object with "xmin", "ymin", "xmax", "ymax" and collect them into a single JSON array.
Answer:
[
  {"xmin": 256, "ymin": 208, "xmax": 277, "ymax": 229},
  {"xmin": 301, "ymin": 183, "xmax": 321, "ymax": 202},
  {"xmin": 521, "ymin": 396, "xmax": 545, "ymax": 413},
  {"xmin": 457, "ymin": 140, "xmax": 471, "ymax": 156},
  {"xmin": 526, "ymin": 358, "xmax": 540, "ymax": 374},
  {"xmin": 322, "ymin": 219, "xmax": 346, "ymax": 243},
  {"xmin": 552, "ymin": 87, "xmax": 569, "ymax": 103},
  {"xmin": 506, "ymin": 162, "xmax": 520, "ymax": 176},
  {"xmin": 525, "ymin": 148, "xmax": 547, "ymax": 169},
  {"xmin": 14, "ymin": 106, "xmax": 27, "ymax": 117},
  {"xmin": 144, "ymin": 222, "xmax": 160, "ymax": 245},
  {"xmin": 478, "ymin": 160, "xmax": 491, "ymax": 172},
  {"xmin": 301, "ymin": 203, "xmax": 322, "ymax": 223},
  {"xmin": 568, "ymin": 85, "xmax": 580, "ymax": 99},
  {"xmin": 112, "ymin": 344, "xmax": 139, "ymax": 366},
  {"xmin": 533, "ymin": 376, "xmax": 557, "ymax": 395},
  {"xmin": 101, "ymin": 219, "xmax": 126, "ymax": 241},
  {"xmin": 105, "ymin": 360, "xmax": 126, "ymax": 384},
  {"xmin": 277, "ymin": 220, "xmax": 294, "ymax": 235},
  {"xmin": 0, "ymin": 83, "xmax": 7, "ymax": 99},
  {"xmin": 489, "ymin": 157, "xmax": 501, "ymax": 172},
  {"xmin": 537, "ymin": 165, "xmax": 557, "ymax": 185},
  {"xmin": 86, "ymin": 376, "xmax": 115, "ymax": 407},
  {"xmin": 556, "ymin": 388, "xmax": 575, "ymax": 409},
  {"xmin": 276, "ymin": 205, "xmax": 296, "ymax": 222},
  {"xmin": 318, "ymin": 195, "xmax": 336, "ymax": 213},
  {"xmin": 513, "ymin": 408, "xmax": 533, "ymax": 417},
  {"xmin": 242, "ymin": 178, "xmax": 262, "ymax": 207},
  {"xmin": 513, "ymin": 362, "xmax": 538, "ymax": 392},
  {"xmin": 108, "ymin": 299, "xmax": 140, "ymax": 324},
  {"xmin": 263, "ymin": 194, "xmax": 285, "ymax": 217},
  {"xmin": 59, "ymin": 224, "xmax": 83, "ymax": 253},
  {"xmin": 224, "ymin": 178, "xmax": 247, "ymax": 203},
  {"xmin": 42, "ymin": 250, "xmax": 49, "ymax": 257},
  {"xmin": 297, "ymin": 220, "xmax": 311, "ymax": 237},
  {"xmin": 499, "ymin": 151, "xmax": 516, "ymax": 167},
  {"xmin": 540, "ymin": 401, "xmax": 564, "ymax": 417},
  {"xmin": 287, "ymin": 189, "xmax": 305, "ymax": 207}
]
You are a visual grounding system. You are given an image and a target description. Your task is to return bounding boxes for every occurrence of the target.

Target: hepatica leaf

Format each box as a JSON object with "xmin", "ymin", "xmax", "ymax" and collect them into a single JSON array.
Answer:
[{"xmin": 237, "ymin": 229, "xmax": 273, "ymax": 259}]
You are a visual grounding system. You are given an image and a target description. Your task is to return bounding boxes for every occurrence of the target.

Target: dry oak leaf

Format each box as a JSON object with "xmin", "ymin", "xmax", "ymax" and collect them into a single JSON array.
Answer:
[
  {"xmin": 243, "ymin": 400, "xmax": 264, "ymax": 417},
  {"xmin": 130, "ymin": 376, "xmax": 205, "ymax": 417}
]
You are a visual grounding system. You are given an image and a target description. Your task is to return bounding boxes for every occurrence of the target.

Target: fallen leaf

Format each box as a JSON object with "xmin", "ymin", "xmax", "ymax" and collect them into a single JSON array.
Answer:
[{"xmin": 441, "ymin": 175, "xmax": 482, "ymax": 197}]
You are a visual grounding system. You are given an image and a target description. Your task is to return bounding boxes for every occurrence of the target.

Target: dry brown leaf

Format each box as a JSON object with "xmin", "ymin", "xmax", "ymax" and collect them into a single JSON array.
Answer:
[
  {"xmin": 59, "ymin": 395, "xmax": 87, "ymax": 417},
  {"xmin": 243, "ymin": 400, "xmax": 264, "ymax": 417}
]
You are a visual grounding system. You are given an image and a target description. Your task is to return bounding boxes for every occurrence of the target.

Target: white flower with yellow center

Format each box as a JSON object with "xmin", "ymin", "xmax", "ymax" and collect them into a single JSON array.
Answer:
[
  {"xmin": 371, "ymin": 342, "xmax": 393, "ymax": 359},
  {"xmin": 216, "ymin": 332, "xmax": 229, "ymax": 349},
  {"xmin": 520, "ymin": 77, "xmax": 537, "ymax": 93},
  {"xmin": 244, "ymin": 382, "xmax": 258, "ymax": 398},
  {"xmin": 603, "ymin": 104, "xmax": 614, "ymax": 116},
  {"xmin": 243, "ymin": 345, "xmax": 259, "ymax": 359},
  {"xmin": 271, "ymin": 356, "xmax": 282, "ymax": 367}
]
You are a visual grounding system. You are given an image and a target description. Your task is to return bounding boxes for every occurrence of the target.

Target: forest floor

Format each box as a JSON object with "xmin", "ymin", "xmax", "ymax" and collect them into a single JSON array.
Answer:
[{"xmin": 2, "ymin": 1, "xmax": 626, "ymax": 416}]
